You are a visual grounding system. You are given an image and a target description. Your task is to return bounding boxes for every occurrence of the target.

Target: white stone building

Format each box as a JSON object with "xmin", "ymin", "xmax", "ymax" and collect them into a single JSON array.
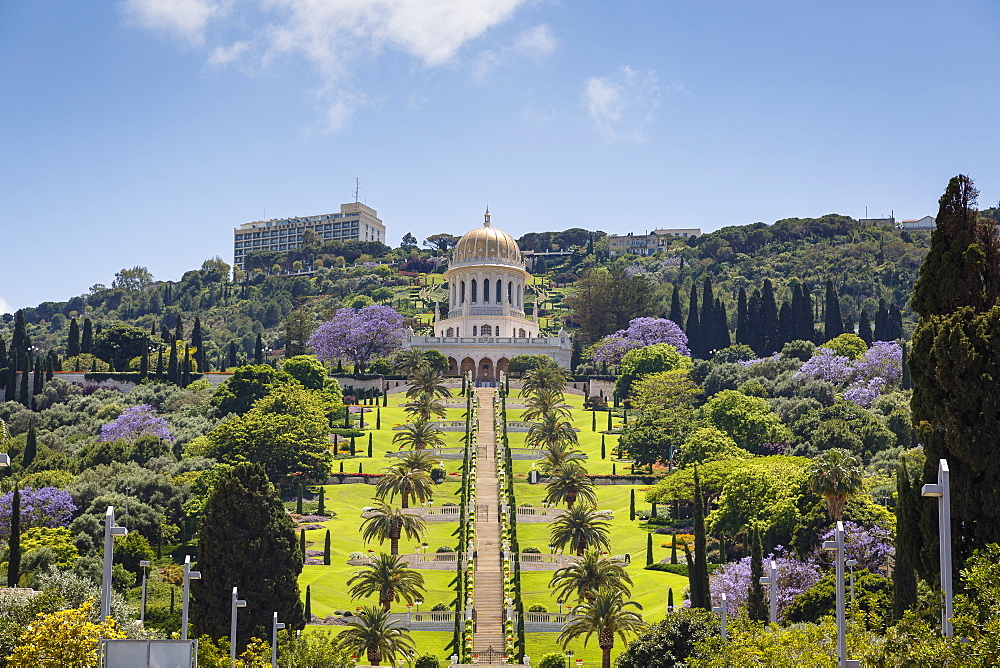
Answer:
[{"xmin": 406, "ymin": 210, "xmax": 572, "ymax": 385}]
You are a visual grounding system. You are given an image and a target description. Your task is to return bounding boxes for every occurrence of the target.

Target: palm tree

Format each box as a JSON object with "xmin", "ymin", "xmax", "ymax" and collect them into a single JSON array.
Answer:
[
  {"xmin": 808, "ymin": 448, "xmax": 864, "ymax": 520},
  {"xmin": 375, "ymin": 464, "xmax": 435, "ymax": 508},
  {"xmin": 347, "ymin": 553, "xmax": 426, "ymax": 612},
  {"xmin": 335, "ymin": 605, "xmax": 416, "ymax": 666},
  {"xmin": 522, "ymin": 387, "xmax": 571, "ymax": 422},
  {"xmin": 360, "ymin": 503, "xmax": 426, "ymax": 555},
  {"xmin": 403, "ymin": 393, "xmax": 448, "ymax": 421},
  {"xmin": 396, "ymin": 449, "xmax": 442, "ymax": 473},
  {"xmin": 538, "ymin": 441, "xmax": 587, "ymax": 475},
  {"xmin": 392, "ymin": 419, "xmax": 446, "ymax": 451},
  {"xmin": 393, "ymin": 349, "xmax": 428, "ymax": 378},
  {"xmin": 558, "ymin": 589, "xmax": 645, "ymax": 668},
  {"xmin": 522, "ymin": 364, "xmax": 569, "ymax": 396},
  {"xmin": 550, "ymin": 505, "xmax": 612, "ymax": 556},
  {"xmin": 527, "ymin": 411, "xmax": 579, "ymax": 449},
  {"xmin": 550, "ymin": 549, "xmax": 633, "ymax": 603},
  {"xmin": 405, "ymin": 366, "xmax": 451, "ymax": 399},
  {"xmin": 545, "ymin": 463, "xmax": 598, "ymax": 509}
]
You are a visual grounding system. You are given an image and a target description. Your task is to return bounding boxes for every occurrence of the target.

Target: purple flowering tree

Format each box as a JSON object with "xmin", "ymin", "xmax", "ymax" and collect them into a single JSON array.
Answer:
[
  {"xmin": 795, "ymin": 347, "xmax": 855, "ymax": 385},
  {"xmin": 797, "ymin": 341, "xmax": 903, "ymax": 407},
  {"xmin": 99, "ymin": 404, "xmax": 174, "ymax": 443},
  {"xmin": 853, "ymin": 341, "xmax": 902, "ymax": 385},
  {"xmin": 706, "ymin": 547, "xmax": 822, "ymax": 621},
  {"xmin": 842, "ymin": 377, "xmax": 887, "ymax": 408},
  {"xmin": 0, "ymin": 487, "xmax": 77, "ymax": 538},
  {"xmin": 591, "ymin": 317, "xmax": 690, "ymax": 366},
  {"xmin": 814, "ymin": 521, "xmax": 893, "ymax": 573},
  {"xmin": 308, "ymin": 305, "xmax": 406, "ymax": 373}
]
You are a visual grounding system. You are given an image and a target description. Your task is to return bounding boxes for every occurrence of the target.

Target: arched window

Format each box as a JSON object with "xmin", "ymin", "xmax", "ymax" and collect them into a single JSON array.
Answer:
[
  {"xmin": 471, "ymin": 279, "xmax": 478, "ymax": 303},
  {"xmin": 481, "ymin": 324, "xmax": 493, "ymax": 336},
  {"xmin": 473, "ymin": 326, "xmax": 478, "ymax": 336},
  {"xmin": 508, "ymin": 281, "xmax": 513, "ymax": 304},
  {"xmin": 496, "ymin": 279, "xmax": 502, "ymax": 303},
  {"xmin": 446, "ymin": 327, "xmax": 454, "ymax": 337},
  {"xmin": 518, "ymin": 328, "xmax": 526, "ymax": 338},
  {"xmin": 483, "ymin": 276, "xmax": 489, "ymax": 303},
  {"xmin": 461, "ymin": 281, "xmax": 466, "ymax": 304}
]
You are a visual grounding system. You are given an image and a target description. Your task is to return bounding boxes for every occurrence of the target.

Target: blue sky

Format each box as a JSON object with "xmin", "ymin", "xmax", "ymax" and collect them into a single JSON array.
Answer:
[{"xmin": 2, "ymin": 0, "xmax": 999, "ymax": 313}]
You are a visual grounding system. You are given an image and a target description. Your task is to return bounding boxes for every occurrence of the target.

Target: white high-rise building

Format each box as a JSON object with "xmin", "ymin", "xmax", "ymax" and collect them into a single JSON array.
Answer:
[{"xmin": 233, "ymin": 202, "xmax": 385, "ymax": 269}]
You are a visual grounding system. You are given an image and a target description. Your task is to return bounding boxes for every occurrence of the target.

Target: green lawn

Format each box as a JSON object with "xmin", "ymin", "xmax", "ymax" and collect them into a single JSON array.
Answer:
[{"xmin": 298, "ymin": 391, "xmax": 681, "ymax": 661}]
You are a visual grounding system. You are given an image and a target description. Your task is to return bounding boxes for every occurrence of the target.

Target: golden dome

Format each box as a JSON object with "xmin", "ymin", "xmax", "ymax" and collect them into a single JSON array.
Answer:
[{"xmin": 451, "ymin": 216, "xmax": 523, "ymax": 268}]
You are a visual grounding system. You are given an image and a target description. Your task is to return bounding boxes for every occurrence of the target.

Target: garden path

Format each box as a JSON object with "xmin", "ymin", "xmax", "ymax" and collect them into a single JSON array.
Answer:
[{"xmin": 473, "ymin": 387, "xmax": 506, "ymax": 655}]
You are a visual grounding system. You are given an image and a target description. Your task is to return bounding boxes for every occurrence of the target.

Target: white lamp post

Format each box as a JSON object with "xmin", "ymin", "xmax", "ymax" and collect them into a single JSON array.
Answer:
[
  {"xmin": 712, "ymin": 593, "xmax": 729, "ymax": 640},
  {"xmin": 921, "ymin": 458, "xmax": 953, "ymax": 637},
  {"xmin": 181, "ymin": 555, "xmax": 201, "ymax": 640},
  {"xmin": 822, "ymin": 521, "xmax": 859, "ymax": 668},
  {"xmin": 102, "ymin": 506, "xmax": 128, "ymax": 620},
  {"xmin": 846, "ymin": 559, "xmax": 858, "ymax": 605},
  {"xmin": 139, "ymin": 560, "xmax": 151, "ymax": 623},
  {"xmin": 231, "ymin": 587, "xmax": 247, "ymax": 664},
  {"xmin": 758, "ymin": 559, "xmax": 778, "ymax": 625},
  {"xmin": 271, "ymin": 611, "xmax": 285, "ymax": 668}
]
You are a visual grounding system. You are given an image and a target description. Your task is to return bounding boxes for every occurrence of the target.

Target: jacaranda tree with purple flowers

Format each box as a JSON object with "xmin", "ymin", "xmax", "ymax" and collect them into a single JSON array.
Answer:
[
  {"xmin": 99, "ymin": 404, "xmax": 174, "ymax": 443},
  {"xmin": 814, "ymin": 521, "xmax": 893, "ymax": 573},
  {"xmin": 796, "ymin": 341, "xmax": 903, "ymax": 407},
  {"xmin": 591, "ymin": 317, "xmax": 690, "ymax": 366},
  {"xmin": 308, "ymin": 305, "xmax": 405, "ymax": 373},
  {"xmin": 0, "ymin": 487, "xmax": 76, "ymax": 539},
  {"xmin": 707, "ymin": 547, "xmax": 822, "ymax": 622}
]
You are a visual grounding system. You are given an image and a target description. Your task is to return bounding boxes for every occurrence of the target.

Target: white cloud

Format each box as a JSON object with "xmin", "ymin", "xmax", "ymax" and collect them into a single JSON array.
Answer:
[
  {"xmin": 473, "ymin": 23, "xmax": 556, "ymax": 81},
  {"xmin": 121, "ymin": 0, "xmax": 231, "ymax": 45},
  {"xmin": 583, "ymin": 66, "xmax": 661, "ymax": 143},
  {"xmin": 0, "ymin": 297, "xmax": 11, "ymax": 316},
  {"xmin": 123, "ymin": 0, "xmax": 533, "ymax": 128}
]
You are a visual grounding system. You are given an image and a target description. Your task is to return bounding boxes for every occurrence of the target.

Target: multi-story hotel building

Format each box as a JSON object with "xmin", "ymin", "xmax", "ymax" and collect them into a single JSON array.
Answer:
[
  {"xmin": 233, "ymin": 202, "xmax": 386, "ymax": 269},
  {"xmin": 607, "ymin": 228, "xmax": 701, "ymax": 256}
]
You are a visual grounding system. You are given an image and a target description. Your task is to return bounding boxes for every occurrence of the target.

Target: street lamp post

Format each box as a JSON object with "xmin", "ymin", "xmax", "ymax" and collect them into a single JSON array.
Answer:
[
  {"xmin": 822, "ymin": 521, "xmax": 859, "ymax": 668},
  {"xmin": 139, "ymin": 560, "xmax": 152, "ymax": 623},
  {"xmin": 181, "ymin": 555, "xmax": 201, "ymax": 640},
  {"xmin": 712, "ymin": 593, "xmax": 729, "ymax": 640},
  {"xmin": 271, "ymin": 612, "xmax": 285, "ymax": 668},
  {"xmin": 102, "ymin": 507, "xmax": 128, "ymax": 620},
  {"xmin": 758, "ymin": 559, "xmax": 778, "ymax": 625},
  {"xmin": 921, "ymin": 458, "xmax": 953, "ymax": 638},
  {"xmin": 124, "ymin": 487, "xmax": 131, "ymax": 529},
  {"xmin": 231, "ymin": 587, "xmax": 247, "ymax": 664},
  {"xmin": 846, "ymin": 559, "xmax": 858, "ymax": 605}
]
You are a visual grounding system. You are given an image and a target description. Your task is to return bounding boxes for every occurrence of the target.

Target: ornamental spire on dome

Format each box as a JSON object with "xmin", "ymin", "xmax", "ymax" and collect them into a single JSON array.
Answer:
[{"xmin": 484, "ymin": 205, "xmax": 491, "ymax": 227}]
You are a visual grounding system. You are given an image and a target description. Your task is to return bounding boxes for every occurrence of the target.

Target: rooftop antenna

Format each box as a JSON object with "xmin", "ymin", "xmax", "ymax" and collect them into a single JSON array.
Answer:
[{"xmin": 354, "ymin": 178, "xmax": 360, "ymax": 203}]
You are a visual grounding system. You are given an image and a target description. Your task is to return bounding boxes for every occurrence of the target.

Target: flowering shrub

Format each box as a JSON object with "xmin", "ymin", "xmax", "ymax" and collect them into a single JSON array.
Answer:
[
  {"xmin": 0, "ymin": 487, "xmax": 77, "ymax": 538},
  {"xmin": 814, "ymin": 522, "xmax": 893, "ymax": 573},
  {"xmin": 795, "ymin": 341, "xmax": 903, "ymax": 407},
  {"xmin": 707, "ymin": 547, "xmax": 822, "ymax": 621},
  {"xmin": 591, "ymin": 317, "xmax": 690, "ymax": 365},
  {"xmin": 99, "ymin": 404, "xmax": 174, "ymax": 443}
]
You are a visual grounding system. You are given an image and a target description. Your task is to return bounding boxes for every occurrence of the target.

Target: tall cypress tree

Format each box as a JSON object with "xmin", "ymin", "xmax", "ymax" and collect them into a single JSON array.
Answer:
[
  {"xmin": 191, "ymin": 463, "xmax": 305, "ymax": 649},
  {"xmin": 700, "ymin": 277, "xmax": 715, "ymax": 354},
  {"xmin": 167, "ymin": 341, "xmax": 178, "ymax": 385},
  {"xmin": 174, "ymin": 316, "xmax": 184, "ymax": 344},
  {"xmin": 18, "ymin": 370, "xmax": 29, "ymax": 407},
  {"xmin": 4, "ymin": 366, "xmax": 15, "ymax": 402},
  {"xmin": 668, "ymin": 284, "xmax": 684, "ymax": 326},
  {"xmin": 23, "ymin": 424, "xmax": 37, "ymax": 470},
  {"xmin": 67, "ymin": 318, "xmax": 81, "ymax": 358},
  {"xmin": 824, "ymin": 280, "xmax": 844, "ymax": 341},
  {"xmin": 689, "ymin": 466, "xmax": 710, "ymax": 609},
  {"xmin": 735, "ymin": 287, "xmax": 749, "ymax": 346},
  {"xmin": 80, "ymin": 318, "xmax": 94, "ymax": 354},
  {"xmin": 156, "ymin": 347, "xmax": 164, "ymax": 377},
  {"xmin": 181, "ymin": 346, "xmax": 191, "ymax": 388},
  {"xmin": 646, "ymin": 532, "xmax": 653, "ymax": 566},
  {"xmin": 7, "ymin": 489, "xmax": 20, "ymax": 587},
  {"xmin": 857, "ymin": 310, "xmax": 873, "ymax": 345},
  {"xmin": 685, "ymin": 284, "xmax": 700, "ymax": 357},
  {"xmin": 11, "ymin": 311, "xmax": 26, "ymax": 368},
  {"xmin": 323, "ymin": 530, "xmax": 331, "ymax": 566},
  {"xmin": 746, "ymin": 289, "xmax": 762, "ymax": 354},
  {"xmin": 747, "ymin": 527, "xmax": 768, "ymax": 622},
  {"xmin": 893, "ymin": 461, "xmax": 919, "ymax": 619},
  {"xmin": 254, "ymin": 333, "xmax": 264, "ymax": 365},
  {"xmin": 759, "ymin": 279, "xmax": 779, "ymax": 355},
  {"xmin": 191, "ymin": 317, "xmax": 205, "ymax": 372},
  {"xmin": 139, "ymin": 347, "xmax": 149, "ymax": 379},
  {"xmin": 228, "ymin": 341, "xmax": 238, "ymax": 369}
]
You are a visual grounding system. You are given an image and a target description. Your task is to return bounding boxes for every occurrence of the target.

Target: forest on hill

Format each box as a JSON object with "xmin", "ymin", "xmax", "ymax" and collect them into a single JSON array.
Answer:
[{"xmin": 1, "ymin": 211, "xmax": 970, "ymax": 371}]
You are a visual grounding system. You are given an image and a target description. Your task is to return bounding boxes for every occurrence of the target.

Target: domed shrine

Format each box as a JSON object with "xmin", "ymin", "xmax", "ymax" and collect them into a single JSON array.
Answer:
[{"xmin": 406, "ymin": 209, "xmax": 572, "ymax": 385}]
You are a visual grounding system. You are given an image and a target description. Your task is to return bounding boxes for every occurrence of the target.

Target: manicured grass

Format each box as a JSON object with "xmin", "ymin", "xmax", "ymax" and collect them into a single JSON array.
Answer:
[{"xmin": 300, "ymin": 390, "xmax": 679, "ymax": 660}]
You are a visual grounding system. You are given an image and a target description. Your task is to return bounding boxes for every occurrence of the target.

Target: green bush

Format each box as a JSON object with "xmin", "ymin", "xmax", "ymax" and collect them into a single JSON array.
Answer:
[
  {"xmin": 645, "ymin": 563, "xmax": 722, "ymax": 577},
  {"xmin": 537, "ymin": 652, "xmax": 567, "ymax": 668},
  {"xmin": 414, "ymin": 655, "xmax": 440, "ymax": 668},
  {"xmin": 615, "ymin": 608, "xmax": 720, "ymax": 668},
  {"xmin": 431, "ymin": 602, "xmax": 450, "ymax": 611},
  {"xmin": 784, "ymin": 570, "xmax": 893, "ymax": 629},
  {"xmin": 523, "ymin": 546, "xmax": 541, "ymax": 554},
  {"xmin": 528, "ymin": 604, "xmax": 547, "ymax": 613}
]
